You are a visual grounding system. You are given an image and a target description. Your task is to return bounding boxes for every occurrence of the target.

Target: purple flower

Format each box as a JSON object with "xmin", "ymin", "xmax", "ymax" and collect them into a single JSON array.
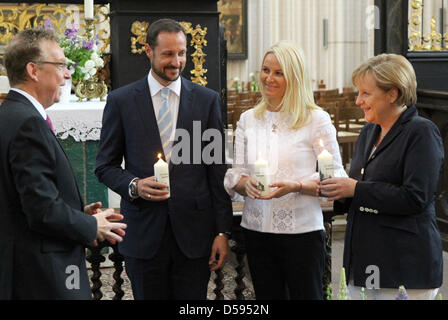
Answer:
[
  {"xmin": 83, "ymin": 40, "xmax": 94, "ymax": 51},
  {"xmin": 64, "ymin": 24, "xmax": 79, "ymax": 40},
  {"xmin": 395, "ymin": 286, "xmax": 409, "ymax": 300},
  {"xmin": 44, "ymin": 19, "xmax": 53, "ymax": 31}
]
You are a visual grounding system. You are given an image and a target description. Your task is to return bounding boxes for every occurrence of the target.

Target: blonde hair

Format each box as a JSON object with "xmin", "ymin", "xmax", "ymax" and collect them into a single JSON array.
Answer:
[
  {"xmin": 254, "ymin": 41, "xmax": 320, "ymax": 129},
  {"xmin": 352, "ymin": 53, "xmax": 417, "ymax": 106}
]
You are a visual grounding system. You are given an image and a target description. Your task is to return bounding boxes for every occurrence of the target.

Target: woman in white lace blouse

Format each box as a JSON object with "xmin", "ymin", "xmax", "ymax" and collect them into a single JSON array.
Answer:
[{"xmin": 224, "ymin": 41, "xmax": 346, "ymax": 300}]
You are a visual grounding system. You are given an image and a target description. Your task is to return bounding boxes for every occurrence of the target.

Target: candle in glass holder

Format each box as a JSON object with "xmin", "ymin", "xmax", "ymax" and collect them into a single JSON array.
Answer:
[
  {"xmin": 84, "ymin": 0, "xmax": 94, "ymax": 19},
  {"xmin": 154, "ymin": 153, "xmax": 170, "ymax": 197},
  {"xmin": 254, "ymin": 158, "xmax": 270, "ymax": 196},
  {"xmin": 317, "ymin": 139, "xmax": 334, "ymax": 181}
]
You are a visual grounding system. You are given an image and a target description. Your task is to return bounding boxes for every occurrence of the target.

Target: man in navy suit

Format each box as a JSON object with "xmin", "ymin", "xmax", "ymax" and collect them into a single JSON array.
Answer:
[
  {"xmin": 95, "ymin": 18, "xmax": 233, "ymax": 299},
  {"xmin": 0, "ymin": 28, "xmax": 126, "ymax": 299}
]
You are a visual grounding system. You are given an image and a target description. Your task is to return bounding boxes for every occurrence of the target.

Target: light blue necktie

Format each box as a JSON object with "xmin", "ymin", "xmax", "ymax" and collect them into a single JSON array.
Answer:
[{"xmin": 158, "ymin": 87, "xmax": 173, "ymax": 161}]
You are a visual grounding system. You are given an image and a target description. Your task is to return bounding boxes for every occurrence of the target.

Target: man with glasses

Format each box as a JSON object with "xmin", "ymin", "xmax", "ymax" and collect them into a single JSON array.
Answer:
[{"xmin": 0, "ymin": 28, "xmax": 127, "ymax": 299}]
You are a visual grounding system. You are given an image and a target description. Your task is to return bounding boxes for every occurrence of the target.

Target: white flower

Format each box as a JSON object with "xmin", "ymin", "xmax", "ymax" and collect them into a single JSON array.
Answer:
[
  {"xmin": 94, "ymin": 57, "xmax": 104, "ymax": 67},
  {"xmin": 88, "ymin": 68, "xmax": 96, "ymax": 76},
  {"xmin": 249, "ymin": 72, "xmax": 254, "ymax": 77},
  {"xmin": 90, "ymin": 52, "xmax": 99, "ymax": 60},
  {"xmin": 84, "ymin": 59, "xmax": 95, "ymax": 70}
]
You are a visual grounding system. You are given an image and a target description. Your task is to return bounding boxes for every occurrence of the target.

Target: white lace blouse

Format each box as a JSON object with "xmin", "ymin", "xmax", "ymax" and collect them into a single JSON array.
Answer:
[{"xmin": 224, "ymin": 108, "xmax": 347, "ymax": 234}]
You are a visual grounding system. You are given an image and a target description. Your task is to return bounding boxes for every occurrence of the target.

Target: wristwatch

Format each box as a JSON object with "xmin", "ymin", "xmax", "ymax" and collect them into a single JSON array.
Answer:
[
  {"xmin": 217, "ymin": 231, "xmax": 232, "ymax": 239},
  {"xmin": 129, "ymin": 178, "xmax": 140, "ymax": 199}
]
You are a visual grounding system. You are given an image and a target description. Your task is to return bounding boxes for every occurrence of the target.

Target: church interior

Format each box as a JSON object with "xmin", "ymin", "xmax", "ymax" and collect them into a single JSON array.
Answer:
[{"xmin": 0, "ymin": 0, "xmax": 448, "ymax": 301}]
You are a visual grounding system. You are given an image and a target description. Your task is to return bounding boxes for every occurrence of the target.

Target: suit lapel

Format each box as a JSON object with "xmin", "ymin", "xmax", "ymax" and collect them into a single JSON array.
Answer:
[
  {"xmin": 5, "ymin": 90, "xmax": 85, "ymax": 207},
  {"xmin": 169, "ymin": 77, "xmax": 193, "ymax": 172},
  {"xmin": 366, "ymin": 105, "xmax": 417, "ymax": 165},
  {"xmin": 362, "ymin": 125, "xmax": 381, "ymax": 165}
]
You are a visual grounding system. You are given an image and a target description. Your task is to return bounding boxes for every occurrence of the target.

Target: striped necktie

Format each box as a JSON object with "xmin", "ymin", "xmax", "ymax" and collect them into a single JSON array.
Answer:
[{"xmin": 158, "ymin": 87, "xmax": 173, "ymax": 161}]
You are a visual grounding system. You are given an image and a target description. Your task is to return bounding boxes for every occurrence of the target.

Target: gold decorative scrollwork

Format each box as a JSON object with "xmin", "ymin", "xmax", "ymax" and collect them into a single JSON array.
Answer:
[
  {"xmin": 408, "ymin": 0, "xmax": 447, "ymax": 51},
  {"xmin": 180, "ymin": 22, "xmax": 208, "ymax": 87},
  {"xmin": 0, "ymin": 4, "xmax": 110, "ymax": 55},
  {"xmin": 422, "ymin": 17, "xmax": 442, "ymax": 51},
  {"xmin": 130, "ymin": 21, "xmax": 149, "ymax": 54},
  {"xmin": 408, "ymin": 0, "xmax": 423, "ymax": 51},
  {"xmin": 130, "ymin": 20, "xmax": 208, "ymax": 86}
]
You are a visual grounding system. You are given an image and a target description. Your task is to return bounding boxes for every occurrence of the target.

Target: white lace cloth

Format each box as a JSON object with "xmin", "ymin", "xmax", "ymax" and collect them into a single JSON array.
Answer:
[
  {"xmin": 46, "ymin": 95, "xmax": 106, "ymax": 142},
  {"xmin": 224, "ymin": 108, "xmax": 347, "ymax": 234}
]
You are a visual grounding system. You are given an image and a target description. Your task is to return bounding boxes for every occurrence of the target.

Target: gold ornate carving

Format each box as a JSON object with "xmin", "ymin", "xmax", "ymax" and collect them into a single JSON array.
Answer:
[
  {"xmin": 130, "ymin": 20, "xmax": 208, "ymax": 86},
  {"xmin": 180, "ymin": 22, "xmax": 208, "ymax": 87},
  {"xmin": 408, "ymin": 0, "xmax": 446, "ymax": 51},
  {"xmin": 0, "ymin": 4, "xmax": 110, "ymax": 55},
  {"xmin": 408, "ymin": 0, "xmax": 423, "ymax": 51},
  {"xmin": 75, "ymin": 76, "xmax": 108, "ymax": 101},
  {"xmin": 130, "ymin": 21, "xmax": 149, "ymax": 54},
  {"xmin": 423, "ymin": 17, "xmax": 442, "ymax": 51}
]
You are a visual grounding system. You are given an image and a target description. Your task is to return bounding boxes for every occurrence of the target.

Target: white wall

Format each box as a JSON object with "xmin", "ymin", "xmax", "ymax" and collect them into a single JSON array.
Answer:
[{"xmin": 227, "ymin": 0, "xmax": 375, "ymax": 91}]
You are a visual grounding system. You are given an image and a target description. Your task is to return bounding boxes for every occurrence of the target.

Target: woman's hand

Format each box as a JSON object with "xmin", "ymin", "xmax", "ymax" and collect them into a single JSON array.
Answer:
[
  {"xmin": 258, "ymin": 180, "xmax": 300, "ymax": 200},
  {"xmin": 320, "ymin": 177, "xmax": 358, "ymax": 201},
  {"xmin": 300, "ymin": 179, "xmax": 320, "ymax": 197},
  {"xmin": 244, "ymin": 177, "xmax": 262, "ymax": 199},
  {"xmin": 234, "ymin": 176, "xmax": 261, "ymax": 199},
  {"xmin": 258, "ymin": 179, "xmax": 320, "ymax": 200}
]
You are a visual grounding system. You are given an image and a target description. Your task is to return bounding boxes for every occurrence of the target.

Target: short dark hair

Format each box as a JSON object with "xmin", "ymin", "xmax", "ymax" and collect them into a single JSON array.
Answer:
[
  {"xmin": 4, "ymin": 28, "xmax": 58, "ymax": 86},
  {"xmin": 146, "ymin": 18, "xmax": 186, "ymax": 49}
]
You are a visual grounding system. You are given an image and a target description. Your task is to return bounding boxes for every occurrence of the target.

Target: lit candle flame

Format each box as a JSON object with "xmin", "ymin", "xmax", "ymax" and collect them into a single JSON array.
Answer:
[
  {"xmin": 157, "ymin": 153, "xmax": 162, "ymax": 159},
  {"xmin": 319, "ymin": 139, "xmax": 324, "ymax": 148}
]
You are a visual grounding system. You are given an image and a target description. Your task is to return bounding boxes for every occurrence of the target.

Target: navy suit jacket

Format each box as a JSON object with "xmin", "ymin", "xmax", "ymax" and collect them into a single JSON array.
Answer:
[
  {"xmin": 335, "ymin": 105, "xmax": 444, "ymax": 289},
  {"xmin": 0, "ymin": 91, "xmax": 97, "ymax": 299},
  {"xmin": 95, "ymin": 76, "xmax": 233, "ymax": 260}
]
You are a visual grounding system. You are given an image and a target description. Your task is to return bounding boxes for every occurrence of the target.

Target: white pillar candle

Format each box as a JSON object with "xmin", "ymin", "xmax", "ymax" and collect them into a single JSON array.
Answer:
[
  {"xmin": 84, "ymin": 0, "xmax": 94, "ymax": 19},
  {"xmin": 254, "ymin": 158, "xmax": 270, "ymax": 196},
  {"xmin": 154, "ymin": 153, "xmax": 170, "ymax": 197},
  {"xmin": 318, "ymin": 140, "xmax": 334, "ymax": 181}
]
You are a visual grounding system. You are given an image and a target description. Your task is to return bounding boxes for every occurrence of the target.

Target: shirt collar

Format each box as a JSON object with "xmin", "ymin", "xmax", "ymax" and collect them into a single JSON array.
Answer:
[
  {"xmin": 147, "ymin": 70, "xmax": 181, "ymax": 98},
  {"xmin": 10, "ymin": 88, "xmax": 47, "ymax": 120}
]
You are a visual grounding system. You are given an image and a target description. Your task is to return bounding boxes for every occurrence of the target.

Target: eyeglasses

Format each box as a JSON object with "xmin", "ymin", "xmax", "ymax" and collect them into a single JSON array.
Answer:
[{"xmin": 34, "ymin": 61, "xmax": 69, "ymax": 71}]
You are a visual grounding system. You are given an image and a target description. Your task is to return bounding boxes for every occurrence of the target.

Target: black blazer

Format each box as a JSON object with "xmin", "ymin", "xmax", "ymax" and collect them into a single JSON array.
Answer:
[
  {"xmin": 0, "ymin": 91, "xmax": 97, "ymax": 299},
  {"xmin": 335, "ymin": 105, "xmax": 444, "ymax": 289},
  {"xmin": 95, "ymin": 76, "xmax": 233, "ymax": 260}
]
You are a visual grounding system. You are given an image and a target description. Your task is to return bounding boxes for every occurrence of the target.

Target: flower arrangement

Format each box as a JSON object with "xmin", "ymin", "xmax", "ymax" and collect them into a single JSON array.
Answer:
[
  {"xmin": 395, "ymin": 285, "xmax": 409, "ymax": 300},
  {"xmin": 325, "ymin": 268, "xmax": 444, "ymax": 300},
  {"xmin": 249, "ymin": 72, "xmax": 259, "ymax": 92},
  {"xmin": 232, "ymin": 77, "xmax": 242, "ymax": 92},
  {"xmin": 44, "ymin": 20, "xmax": 104, "ymax": 84}
]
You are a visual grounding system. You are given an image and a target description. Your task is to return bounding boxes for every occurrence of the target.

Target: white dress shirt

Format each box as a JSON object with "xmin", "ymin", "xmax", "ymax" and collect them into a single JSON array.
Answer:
[
  {"xmin": 147, "ymin": 71, "xmax": 181, "ymax": 145},
  {"xmin": 224, "ymin": 108, "xmax": 347, "ymax": 234},
  {"xmin": 10, "ymin": 88, "xmax": 47, "ymax": 120}
]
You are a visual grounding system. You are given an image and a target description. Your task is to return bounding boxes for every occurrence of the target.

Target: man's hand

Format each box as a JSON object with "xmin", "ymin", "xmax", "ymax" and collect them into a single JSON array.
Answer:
[
  {"xmin": 208, "ymin": 235, "xmax": 229, "ymax": 271},
  {"xmin": 137, "ymin": 176, "xmax": 170, "ymax": 201},
  {"xmin": 320, "ymin": 177, "xmax": 358, "ymax": 201},
  {"xmin": 84, "ymin": 201, "xmax": 102, "ymax": 215},
  {"xmin": 93, "ymin": 209, "xmax": 127, "ymax": 245}
]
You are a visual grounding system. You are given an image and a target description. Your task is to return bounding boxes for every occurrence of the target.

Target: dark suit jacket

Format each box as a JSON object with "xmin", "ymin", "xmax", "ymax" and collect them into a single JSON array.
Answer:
[
  {"xmin": 0, "ymin": 90, "xmax": 97, "ymax": 299},
  {"xmin": 95, "ymin": 76, "xmax": 233, "ymax": 260},
  {"xmin": 335, "ymin": 105, "xmax": 444, "ymax": 289}
]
